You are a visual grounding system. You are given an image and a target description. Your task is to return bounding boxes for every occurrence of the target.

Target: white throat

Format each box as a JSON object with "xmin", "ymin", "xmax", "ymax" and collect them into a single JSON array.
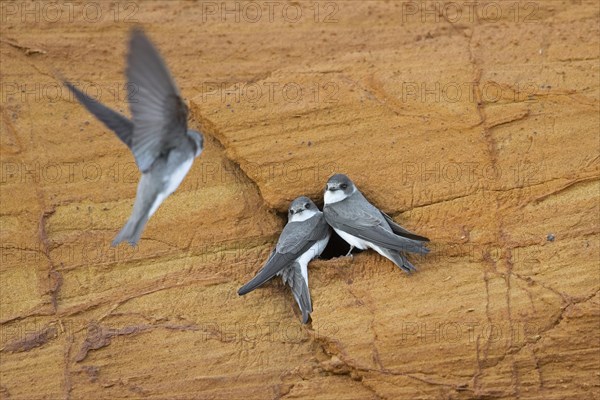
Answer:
[
  {"xmin": 324, "ymin": 187, "xmax": 354, "ymax": 204},
  {"xmin": 290, "ymin": 209, "xmax": 318, "ymax": 222}
]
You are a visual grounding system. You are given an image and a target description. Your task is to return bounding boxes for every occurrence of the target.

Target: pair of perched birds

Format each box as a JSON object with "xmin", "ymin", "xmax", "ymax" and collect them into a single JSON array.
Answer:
[
  {"xmin": 238, "ymin": 176, "xmax": 430, "ymax": 323},
  {"xmin": 65, "ymin": 28, "xmax": 430, "ymax": 324}
]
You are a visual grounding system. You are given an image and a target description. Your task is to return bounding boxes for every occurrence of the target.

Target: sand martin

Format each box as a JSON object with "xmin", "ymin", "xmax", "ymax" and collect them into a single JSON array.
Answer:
[
  {"xmin": 238, "ymin": 196, "xmax": 331, "ymax": 323},
  {"xmin": 323, "ymin": 174, "xmax": 429, "ymax": 272},
  {"xmin": 64, "ymin": 28, "xmax": 203, "ymax": 246}
]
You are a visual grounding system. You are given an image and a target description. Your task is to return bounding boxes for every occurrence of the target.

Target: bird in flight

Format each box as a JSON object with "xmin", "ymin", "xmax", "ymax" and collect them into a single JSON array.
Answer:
[{"xmin": 64, "ymin": 28, "xmax": 204, "ymax": 246}]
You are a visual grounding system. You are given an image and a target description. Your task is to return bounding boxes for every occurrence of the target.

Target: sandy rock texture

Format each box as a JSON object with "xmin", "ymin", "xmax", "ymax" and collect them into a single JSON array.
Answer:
[{"xmin": 1, "ymin": 1, "xmax": 599, "ymax": 399}]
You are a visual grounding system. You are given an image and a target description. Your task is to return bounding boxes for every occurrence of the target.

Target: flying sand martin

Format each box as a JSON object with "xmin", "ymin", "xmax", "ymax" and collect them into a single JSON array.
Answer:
[
  {"xmin": 238, "ymin": 197, "xmax": 331, "ymax": 324},
  {"xmin": 64, "ymin": 28, "xmax": 203, "ymax": 246},
  {"xmin": 323, "ymin": 174, "xmax": 429, "ymax": 272}
]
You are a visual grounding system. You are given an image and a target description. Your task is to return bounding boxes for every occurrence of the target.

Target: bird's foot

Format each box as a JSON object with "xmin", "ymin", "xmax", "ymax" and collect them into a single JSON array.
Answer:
[{"xmin": 345, "ymin": 246, "xmax": 354, "ymax": 257}]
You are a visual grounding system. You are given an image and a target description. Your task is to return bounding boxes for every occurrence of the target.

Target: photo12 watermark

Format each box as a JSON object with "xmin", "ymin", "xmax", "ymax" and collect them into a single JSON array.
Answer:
[
  {"xmin": 1, "ymin": 240, "xmax": 140, "ymax": 266},
  {"xmin": 398, "ymin": 320, "xmax": 540, "ymax": 344},
  {"xmin": 400, "ymin": 81, "xmax": 547, "ymax": 104},
  {"xmin": 399, "ymin": 161, "xmax": 546, "ymax": 187},
  {"xmin": 1, "ymin": 161, "xmax": 139, "ymax": 185},
  {"xmin": 400, "ymin": 1, "xmax": 540, "ymax": 24},
  {"xmin": 0, "ymin": 1, "xmax": 139, "ymax": 24},
  {"xmin": 198, "ymin": 81, "xmax": 339, "ymax": 105},
  {"xmin": 199, "ymin": 1, "xmax": 339, "ymax": 24},
  {"xmin": 237, "ymin": 160, "xmax": 340, "ymax": 186},
  {"xmin": 1, "ymin": 81, "xmax": 138, "ymax": 105}
]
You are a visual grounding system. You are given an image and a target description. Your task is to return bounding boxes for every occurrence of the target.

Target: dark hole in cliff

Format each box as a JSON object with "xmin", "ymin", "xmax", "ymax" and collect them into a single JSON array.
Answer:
[{"xmin": 320, "ymin": 229, "xmax": 363, "ymax": 260}]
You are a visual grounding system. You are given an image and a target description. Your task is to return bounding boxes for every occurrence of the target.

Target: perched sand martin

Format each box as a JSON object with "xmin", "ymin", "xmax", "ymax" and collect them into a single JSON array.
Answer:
[
  {"xmin": 238, "ymin": 196, "xmax": 331, "ymax": 323},
  {"xmin": 64, "ymin": 28, "xmax": 203, "ymax": 246},
  {"xmin": 323, "ymin": 174, "xmax": 429, "ymax": 272}
]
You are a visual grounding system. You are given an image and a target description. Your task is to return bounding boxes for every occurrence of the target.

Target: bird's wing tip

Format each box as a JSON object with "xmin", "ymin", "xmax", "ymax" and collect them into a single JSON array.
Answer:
[
  {"xmin": 301, "ymin": 312, "xmax": 310, "ymax": 324},
  {"xmin": 237, "ymin": 284, "xmax": 253, "ymax": 296}
]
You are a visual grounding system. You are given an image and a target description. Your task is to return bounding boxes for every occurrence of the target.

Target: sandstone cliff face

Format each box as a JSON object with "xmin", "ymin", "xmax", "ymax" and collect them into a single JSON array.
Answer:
[{"xmin": 1, "ymin": 1, "xmax": 598, "ymax": 399}]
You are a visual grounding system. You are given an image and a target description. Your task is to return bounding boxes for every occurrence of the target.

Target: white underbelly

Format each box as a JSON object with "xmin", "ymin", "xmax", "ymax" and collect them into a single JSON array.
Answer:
[
  {"xmin": 148, "ymin": 157, "xmax": 194, "ymax": 218},
  {"xmin": 296, "ymin": 234, "xmax": 330, "ymax": 285},
  {"xmin": 334, "ymin": 228, "xmax": 370, "ymax": 250},
  {"xmin": 165, "ymin": 157, "xmax": 194, "ymax": 195},
  {"xmin": 148, "ymin": 192, "xmax": 167, "ymax": 218},
  {"xmin": 334, "ymin": 228, "xmax": 394, "ymax": 261}
]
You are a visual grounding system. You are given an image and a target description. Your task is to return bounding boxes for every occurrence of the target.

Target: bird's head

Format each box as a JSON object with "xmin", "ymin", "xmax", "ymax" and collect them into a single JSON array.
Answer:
[
  {"xmin": 288, "ymin": 196, "xmax": 318, "ymax": 222},
  {"xmin": 324, "ymin": 174, "xmax": 355, "ymax": 204}
]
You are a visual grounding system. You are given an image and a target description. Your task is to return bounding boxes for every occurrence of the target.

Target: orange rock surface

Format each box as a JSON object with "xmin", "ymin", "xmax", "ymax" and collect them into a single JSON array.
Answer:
[{"xmin": 1, "ymin": 1, "xmax": 598, "ymax": 398}]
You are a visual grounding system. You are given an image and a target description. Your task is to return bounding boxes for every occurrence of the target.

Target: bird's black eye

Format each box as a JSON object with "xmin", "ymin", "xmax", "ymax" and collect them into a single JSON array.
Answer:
[
  {"xmin": 289, "ymin": 210, "xmax": 294, "ymax": 214},
  {"xmin": 340, "ymin": 183, "xmax": 348, "ymax": 190},
  {"xmin": 305, "ymin": 203, "xmax": 310, "ymax": 209}
]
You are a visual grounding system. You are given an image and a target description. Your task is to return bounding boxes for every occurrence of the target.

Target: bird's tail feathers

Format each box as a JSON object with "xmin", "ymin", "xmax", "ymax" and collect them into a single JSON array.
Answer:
[
  {"xmin": 379, "ymin": 248, "xmax": 418, "ymax": 273},
  {"xmin": 283, "ymin": 262, "xmax": 312, "ymax": 324},
  {"xmin": 396, "ymin": 238, "xmax": 430, "ymax": 255},
  {"xmin": 112, "ymin": 214, "xmax": 148, "ymax": 247}
]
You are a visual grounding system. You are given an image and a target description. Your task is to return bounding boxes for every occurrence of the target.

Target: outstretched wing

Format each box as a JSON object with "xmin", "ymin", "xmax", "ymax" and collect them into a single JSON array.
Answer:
[
  {"xmin": 238, "ymin": 213, "xmax": 328, "ymax": 295},
  {"xmin": 126, "ymin": 28, "xmax": 189, "ymax": 172},
  {"xmin": 64, "ymin": 81, "xmax": 134, "ymax": 147}
]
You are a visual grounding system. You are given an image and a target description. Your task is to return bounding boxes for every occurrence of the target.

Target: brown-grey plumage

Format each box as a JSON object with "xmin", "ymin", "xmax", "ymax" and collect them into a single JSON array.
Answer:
[
  {"xmin": 323, "ymin": 174, "xmax": 429, "ymax": 272},
  {"xmin": 238, "ymin": 196, "xmax": 330, "ymax": 324},
  {"xmin": 64, "ymin": 28, "xmax": 204, "ymax": 246}
]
